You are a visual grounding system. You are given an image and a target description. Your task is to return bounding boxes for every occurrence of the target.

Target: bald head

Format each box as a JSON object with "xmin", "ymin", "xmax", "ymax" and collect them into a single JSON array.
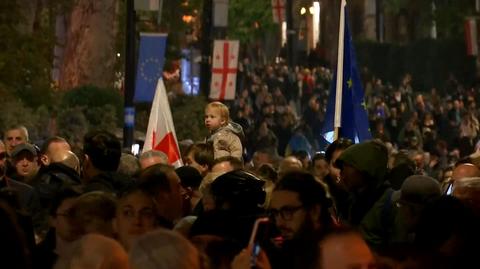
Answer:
[
  {"xmin": 278, "ymin": 156, "xmax": 303, "ymax": 179},
  {"xmin": 50, "ymin": 150, "xmax": 81, "ymax": 174},
  {"xmin": 452, "ymin": 163, "xmax": 480, "ymax": 182},
  {"xmin": 54, "ymin": 234, "xmax": 129, "ymax": 269},
  {"xmin": 318, "ymin": 231, "xmax": 374, "ymax": 269},
  {"xmin": 40, "ymin": 137, "xmax": 71, "ymax": 166}
]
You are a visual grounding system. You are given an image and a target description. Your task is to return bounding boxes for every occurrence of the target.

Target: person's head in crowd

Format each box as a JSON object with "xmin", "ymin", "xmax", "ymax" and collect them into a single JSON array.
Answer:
[
  {"xmin": 278, "ymin": 155, "xmax": 303, "ymax": 180},
  {"xmin": 451, "ymin": 163, "xmax": 480, "ymax": 182},
  {"xmin": 184, "ymin": 143, "xmax": 214, "ymax": 177},
  {"xmin": 0, "ymin": 140, "xmax": 7, "ymax": 177},
  {"xmin": 138, "ymin": 164, "xmax": 184, "ymax": 225},
  {"xmin": 129, "ymin": 229, "xmax": 201, "ymax": 269},
  {"xmin": 82, "ymin": 130, "xmax": 122, "ymax": 182},
  {"xmin": 48, "ymin": 187, "xmax": 82, "ymax": 253},
  {"xmin": 415, "ymin": 195, "xmax": 479, "ymax": 265},
  {"xmin": 311, "ymin": 152, "xmax": 329, "ymax": 182},
  {"xmin": 315, "ymin": 228, "xmax": 375, "ymax": 269},
  {"xmin": 70, "ymin": 191, "xmax": 117, "ymax": 238},
  {"xmin": 257, "ymin": 163, "xmax": 278, "ymax": 183},
  {"xmin": 54, "ymin": 233, "xmax": 129, "ymax": 269},
  {"xmin": 386, "ymin": 151, "xmax": 416, "ymax": 190},
  {"xmin": 48, "ymin": 150, "xmax": 82, "ymax": 176},
  {"xmin": 208, "ymin": 170, "xmax": 266, "ymax": 214},
  {"xmin": 3, "ymin": 125, "xmax": 29, "ymax": 156},
  {"xmin": 118, "ymin": 153, "xmax": 140, "ymax": 177},
  {"xmin": 40, "ymin": 136, "xmax": 71, "ymax": 166},
  {"xmin": 11, "ymin": 143, "xmax": 40, "ymax": 184},
  {"xmin": 269, "ymin": 171, "xmax": 333, "ymax": 241},
  {"xmin": 114, "ymin": 186, "xmax": 157, "ymax": 250},
  {"xmin": 335, "ymin": 140, "xmax": 388, "ymax": 193},
  {"xmin": 251, "ymin": 148, "xmax": 277, "ymax": 171},
  {"xmin": 292, "ymin": 150, "xmax": 311, "ymax": 170},
  {"xmin": 178, "ymin": 139, "xmax": 194, "ymax": 158},
  {"xmin": 211, "ymin": 156, "xmax": 243, "ymax": 174},
  {"xmin": 0, "ymin": 202, "xmax": 30, "ymax": 269},
  {"xmin": 325, "ymin": 138, "xmax": 353, "ymax": 183},
  {"xmin": 393, "ymin": 175, "xmax": 442, "ymax": 231},
  {"xmin": 175, "ymin": 165, "xmax": 203, "ymax": 211},
  {"xmin": 138, "ymin": 150, "xmax": 168, "ymax": 170},
  {"xmin": 191, "ymin": 235, "xmax": 239, "ymax": 269},
  {"xmin": 205, "ymin": 101, "xmax": 230, "ymax": 132},
  {"xmin": 408, "ymin": 150, "xmax": 426, "ymax": 172},
  {"xmin": 452, "ymin": 177, "xmax": 480, "ymax": 217}
]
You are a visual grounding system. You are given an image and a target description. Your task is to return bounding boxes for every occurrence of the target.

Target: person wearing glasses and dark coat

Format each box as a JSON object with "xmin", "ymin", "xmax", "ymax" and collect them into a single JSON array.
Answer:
[{"xmin": 267, "ymin": 171, "xmax": 336, "ymax": 269}]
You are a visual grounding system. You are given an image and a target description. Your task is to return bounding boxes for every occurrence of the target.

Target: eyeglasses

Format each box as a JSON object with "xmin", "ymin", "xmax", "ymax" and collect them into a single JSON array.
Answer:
[
  {"xmin": 0, "ymin": 152, "xmax": 6, "ymax": 160},
  {"xmin": 269, "ymin": 205, "xmax": 304, "ymax": 221}
]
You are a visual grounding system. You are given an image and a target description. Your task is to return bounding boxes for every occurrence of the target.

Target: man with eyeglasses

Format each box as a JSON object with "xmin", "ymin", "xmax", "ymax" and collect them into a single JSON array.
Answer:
[{"xmin": 267, "ymin": 171, "xmax": 335, "ymax": 269}]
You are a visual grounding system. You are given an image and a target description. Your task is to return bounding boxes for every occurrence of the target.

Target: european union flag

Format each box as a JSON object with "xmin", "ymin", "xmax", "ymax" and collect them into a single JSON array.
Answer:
[
  {"xmin": 134, "ymin": 33, "xmax": 167, "ymax": 102},
  {"xmin": 321, "ymin": 5, "xmax": 371, "ymax": 143}
]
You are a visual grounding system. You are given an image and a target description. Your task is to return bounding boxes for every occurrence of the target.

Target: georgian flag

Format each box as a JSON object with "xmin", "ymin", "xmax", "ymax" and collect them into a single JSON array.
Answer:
[
  {"xmin": 271, "ymin": 0, "xmax": 286, "ymax": 24},
  {"xmin": 143, "ymin": 78, "xmax": 183, "ymax": 167},
  {"xmin": 209, "ymin": 40, "xmax": 239, "ymax": 100},
  {"xmin": 465, "ymin": 18, "xmax": 478, "ymax": 56}
]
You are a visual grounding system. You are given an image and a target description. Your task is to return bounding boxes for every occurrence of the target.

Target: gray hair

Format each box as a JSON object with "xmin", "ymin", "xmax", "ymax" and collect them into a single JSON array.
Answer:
[
  {"xmin": 139, "ymin": 150, "xmax": 168, "ymax": 163},
  {"xmin": 4, "ymin": 125, "xmax": 29, "ymax": 142},
  {"xmin": 117, "ymin": 153, "xmax": 140, "ymax": 177},
  {"xmin": 129, "ymin": 229, "xmax": 201, "ymax": 269}
]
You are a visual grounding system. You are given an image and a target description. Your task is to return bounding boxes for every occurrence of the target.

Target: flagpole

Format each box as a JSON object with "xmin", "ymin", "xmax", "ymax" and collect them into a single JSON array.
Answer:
[
  {"xmin": 124, "ymin": 0, "xmax": 136, "ymax": 150},
  {"xmin": 334, "ymin": 0, "xmax": 346, "ymax": 141}
]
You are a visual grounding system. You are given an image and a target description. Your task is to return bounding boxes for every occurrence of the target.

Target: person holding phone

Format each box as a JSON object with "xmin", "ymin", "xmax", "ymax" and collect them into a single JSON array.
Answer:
[{"xmin": 267, "ymin": 171, "xmax": 335, "ymax": 269}]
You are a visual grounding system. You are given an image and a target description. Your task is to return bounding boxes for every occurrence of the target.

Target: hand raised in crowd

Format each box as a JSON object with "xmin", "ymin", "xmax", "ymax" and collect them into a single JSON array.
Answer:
[{"xmin": 231, "ymin": 244, "xmax": 271, "ymax": 269}]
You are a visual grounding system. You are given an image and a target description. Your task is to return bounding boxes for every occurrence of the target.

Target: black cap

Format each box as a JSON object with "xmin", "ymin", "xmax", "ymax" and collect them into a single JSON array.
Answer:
[{"xmin": 11, "ymin": 143, "xmax": 38, "ymax": 158}]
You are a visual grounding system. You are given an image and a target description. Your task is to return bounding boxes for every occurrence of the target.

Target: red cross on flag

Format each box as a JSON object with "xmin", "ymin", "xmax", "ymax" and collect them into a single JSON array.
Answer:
[
  {"xmin": 143, "ymin": 78, "xmax": 183, "ymax": 168},
  {"xmin": 271, "ymin": 0, "xmax": 286, "ymax": 24},
  {"xmin": 209, "ymin": 40, "xmax": 239, "ymax": 100}
]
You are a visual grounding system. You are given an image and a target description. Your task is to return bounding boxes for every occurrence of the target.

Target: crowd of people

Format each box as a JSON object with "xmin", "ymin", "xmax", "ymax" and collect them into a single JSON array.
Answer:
[{"xmin": 1, "ymin": 59, "xmax": 480, "ymax": 268}]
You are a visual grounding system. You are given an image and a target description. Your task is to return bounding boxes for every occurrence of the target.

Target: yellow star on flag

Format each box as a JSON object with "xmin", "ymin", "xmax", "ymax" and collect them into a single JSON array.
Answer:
[
  {"xmin": 361, "ymin": 101, "xmax": 367, "ymax": 110},
  {"xmin": 347, "ymin": 78, "xmax": 353, "ymax": 89}
]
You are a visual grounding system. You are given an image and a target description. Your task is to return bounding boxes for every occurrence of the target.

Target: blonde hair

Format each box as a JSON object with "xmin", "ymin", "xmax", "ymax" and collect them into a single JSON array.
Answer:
[{"xmin": 206, "ymin": 102, "xmax": 230, "ymax": 123}]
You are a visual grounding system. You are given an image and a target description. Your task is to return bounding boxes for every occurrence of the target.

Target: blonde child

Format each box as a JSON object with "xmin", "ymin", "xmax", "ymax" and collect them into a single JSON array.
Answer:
[{"xmin": 204, "ymin": 101, "xmax": 244, "ymax": 159}]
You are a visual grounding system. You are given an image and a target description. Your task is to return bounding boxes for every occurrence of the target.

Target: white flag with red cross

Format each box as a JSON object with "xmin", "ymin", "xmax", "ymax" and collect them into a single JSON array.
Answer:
[
  {"xmin": 271, "ymin": 0, "xmax": 286, "ymax": 24},
  {"xmin": 209, "ymin": 40, "xmax": 239, "ymax": 101},
  {"xmin": 143, "ymin": 78, "xmax": 183, "ymax": 168}
]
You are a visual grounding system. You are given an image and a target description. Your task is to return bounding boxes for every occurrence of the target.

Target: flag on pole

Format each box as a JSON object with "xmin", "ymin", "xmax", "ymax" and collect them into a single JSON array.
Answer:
[
  {"xmin": 134, "ymin": 33, "xmax": 167, "ymax": 103},
  {"xmin": 465, "ymin": 18, "xmax": 478, "ymax": 56},
  {"xmin": 271, "ymin": 0, "xmax": 286, "ymax": 24},
  {"xmin": 209, "ymin": 40, "xmax": 239, "ymax": 100},
  {"xmin": 321, "ymin": 1, "xmax": 371, "ymax": 144},
  {"xmin": 143, "ymin": 78, "xmax": 183, "ymax": 167}
]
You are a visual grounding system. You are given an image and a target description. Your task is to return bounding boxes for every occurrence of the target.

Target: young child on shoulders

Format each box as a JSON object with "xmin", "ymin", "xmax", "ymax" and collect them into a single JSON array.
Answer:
[{"xmin": 204, "ymin": 101, "xmax": 244, "ymax": 160}]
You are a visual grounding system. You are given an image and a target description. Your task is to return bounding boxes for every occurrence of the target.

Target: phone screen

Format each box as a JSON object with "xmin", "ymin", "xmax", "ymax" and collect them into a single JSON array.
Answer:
[
  {"xmin": 445, "ymin": 182, "xmax": 453, "ymax": 195},
  {"xmin": 249, "ymin": 217, "xmax": 270, "ymax": 266}
]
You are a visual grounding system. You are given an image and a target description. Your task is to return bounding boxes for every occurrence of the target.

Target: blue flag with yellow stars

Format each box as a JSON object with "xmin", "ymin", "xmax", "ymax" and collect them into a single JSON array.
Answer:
[
  {"xmin": 321, "ymin": 6, "xmax": 371, "ymax": 143},
  {"xmin": 134, "ymin": 33, "xmax": 167, "ymax": 102}
]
